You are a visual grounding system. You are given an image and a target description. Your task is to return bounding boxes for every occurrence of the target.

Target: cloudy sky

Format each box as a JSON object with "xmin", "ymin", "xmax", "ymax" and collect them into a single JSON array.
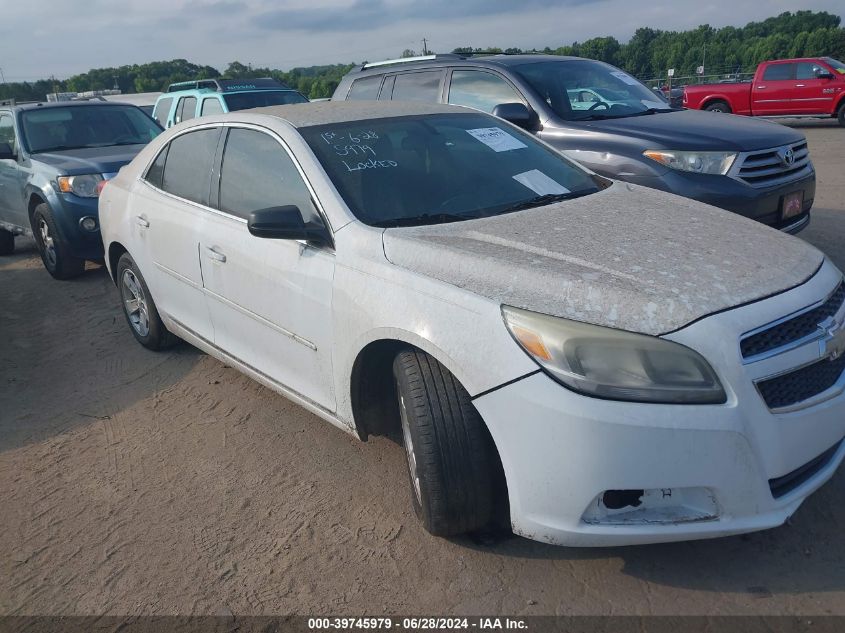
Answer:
[{"xmin": 1, "ymin": 0, "xmax": 842, "ymax": 81}]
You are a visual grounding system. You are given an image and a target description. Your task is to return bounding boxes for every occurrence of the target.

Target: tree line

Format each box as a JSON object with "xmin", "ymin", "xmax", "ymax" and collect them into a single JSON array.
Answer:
[{"xmin": 1, "ymin": 10, "xmax": 843, "ymax": 102}]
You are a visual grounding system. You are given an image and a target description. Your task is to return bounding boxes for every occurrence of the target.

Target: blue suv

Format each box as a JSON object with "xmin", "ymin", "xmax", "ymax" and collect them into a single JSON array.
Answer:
[
  {"xmin": 0, "ymin": 101, "xmax": 161, "ymax": 278},
  {"xmin": 151, "ymin": 77, "xmax": 309, "ymax": 128}
]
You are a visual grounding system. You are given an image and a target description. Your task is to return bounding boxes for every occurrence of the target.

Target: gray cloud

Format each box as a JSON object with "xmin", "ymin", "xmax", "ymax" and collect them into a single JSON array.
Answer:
[{"xmin": 253, "ymin": 0, "xmax": 594, "ymax": 32}]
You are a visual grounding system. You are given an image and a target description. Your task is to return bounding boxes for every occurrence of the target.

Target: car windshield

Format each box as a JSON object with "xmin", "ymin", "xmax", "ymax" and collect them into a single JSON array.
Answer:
[
  {"xmin": 300, "ymin": 113, "xmax": 605, "ymax": 228},
  {"xmin": 223, "ymin": 90, "xmax": 309, "ymax": 111},
  {"xmin": 513, "ymin": 60, "xmax": 674, "ymax": 121},
  {"xmin": 823, "ymin": 57, "xmax": 845, "ymax": 73},
  {"xmin": 21, "ymin": 105, "xmax": 162, "ymax": 153}
]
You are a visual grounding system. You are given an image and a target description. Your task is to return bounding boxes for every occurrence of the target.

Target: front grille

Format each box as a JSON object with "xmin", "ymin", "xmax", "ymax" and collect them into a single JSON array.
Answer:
[
  {"xmin": 734, "ymin": 141, "xmax": 812, "ymax": 188},
  {"xmin": 741, "ymin": 281, "xmax": 845, "ymax": 359},
  {"xmin": 757, "ymin": 354, "xmax": 845, "ymax": 410},
  {"xmin": 769, "ymin": 440, "xmax": 842, "ymax": 499}
]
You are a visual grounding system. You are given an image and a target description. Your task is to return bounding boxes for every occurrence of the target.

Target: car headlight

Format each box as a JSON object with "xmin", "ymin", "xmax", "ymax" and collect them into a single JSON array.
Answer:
[
  {"xmin": 643, "ymin": 150, "xmax": 736, "ymax": 175},
  {"xmin": 57, "ymin": 174, "xmax": 104, "ymax": 198},
  {"xmin": 502, "ymin": 306, "xmax": 726, "ymax": 404}
]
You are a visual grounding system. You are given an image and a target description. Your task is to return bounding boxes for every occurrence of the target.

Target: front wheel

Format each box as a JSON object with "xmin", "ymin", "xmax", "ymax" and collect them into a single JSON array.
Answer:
[
  {"xmin": 704, "ymin": 100, "xmax": 731, "ymax": 114},
  {"xmin": 32, "ymin": 204, "xmax": 85, "ymax": 279},
  {"xmin": 116, "ymin": 253, "xmax": 178, "ymax": 351},
  {"xmin": 392, "ymin": 349, "xmax": 501, "ymax": 537},
  {"xmin": 837, "ymin": 103, "xmax": 845, "ymax": 127}
]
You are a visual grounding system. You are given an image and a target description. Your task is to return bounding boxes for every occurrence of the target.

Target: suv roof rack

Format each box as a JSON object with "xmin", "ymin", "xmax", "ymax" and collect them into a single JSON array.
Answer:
[
  {"xmin": 166, "ymin": 77, "xmax": 291, "ymax": 93},
  {"xmin": 359, "ymin": 54, "xmax": 465, "ymax": 71}
]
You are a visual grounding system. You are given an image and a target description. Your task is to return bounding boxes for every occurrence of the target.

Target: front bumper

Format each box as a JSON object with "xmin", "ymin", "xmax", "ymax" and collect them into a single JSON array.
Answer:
[
  {"xmin": 626, "ymin": 167, "xmax": 815, "ymax": 234},
  {"xmin": 53, "ymin": 193, "xmax": 104, "ymax": 260},
  {"xmin": 474, "ymin": 260, "xmax": 845, "ymax": 547}
]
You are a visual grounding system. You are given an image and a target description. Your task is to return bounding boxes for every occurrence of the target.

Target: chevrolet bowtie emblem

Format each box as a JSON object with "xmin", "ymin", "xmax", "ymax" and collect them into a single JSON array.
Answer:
[{"xmin": 821, "ymin": 319, "xmax": 845, "ymax": 361}]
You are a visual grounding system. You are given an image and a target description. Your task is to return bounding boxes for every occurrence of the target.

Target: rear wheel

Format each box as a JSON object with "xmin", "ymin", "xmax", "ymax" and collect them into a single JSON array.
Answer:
[
  {"xmin": 116, "ymin": 252, "xmax": 178, "ymax": 351},
  {"xmin": 392, "ymin": 348, "xmax": 501, "ymax": 536},
  {"xmin": 704, "ymin": 100, "xmax": 731, "ymax": 114},
  {"xmin": 32, "ymin": 203, "xmax": 85, "ymax": 279},
  {"xmin": 0, "ymin": 229, "xmax": 13, "ymax": 255}
]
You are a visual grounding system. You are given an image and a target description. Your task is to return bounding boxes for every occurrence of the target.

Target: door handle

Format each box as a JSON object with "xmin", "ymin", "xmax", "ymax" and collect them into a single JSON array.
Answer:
[
  {"xmin": 136, "ymin": 216, "xmax": 149, "ymax": 228},
  {"xmin": 204, "ymin": 247, "xmax": 226, "ymax": 263},
  {"xmin": 795, "ymin": 84, "xmax": 806, "ymax": 87},
  {"xmin": 756, "ymin": 85, "xmax": 766, "ymax": 89}
]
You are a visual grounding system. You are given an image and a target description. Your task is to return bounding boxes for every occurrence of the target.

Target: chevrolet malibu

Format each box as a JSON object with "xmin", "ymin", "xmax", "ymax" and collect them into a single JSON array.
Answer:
[{"xmin": 99, "ymin": 102, "xmax": 845, "ymax": 546}]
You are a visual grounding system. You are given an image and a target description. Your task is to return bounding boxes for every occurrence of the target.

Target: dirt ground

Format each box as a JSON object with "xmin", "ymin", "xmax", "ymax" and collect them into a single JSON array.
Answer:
[{"xmin": 1, "ymin": 122, "xmax": 844, "ymax": 617}]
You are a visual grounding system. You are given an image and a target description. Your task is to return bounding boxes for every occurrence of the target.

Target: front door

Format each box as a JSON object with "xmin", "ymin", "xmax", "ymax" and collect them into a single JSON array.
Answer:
[
  {"xmin": 199, "ymin": 126, "xmax": 336, "ymax": 411},
  {"xmin": 0, "ymin": 113, "xmax": 28, "ymax": 229},
  {"xmin": 791, "ymin": 61, "xmax": 836, "ymax": 115}
]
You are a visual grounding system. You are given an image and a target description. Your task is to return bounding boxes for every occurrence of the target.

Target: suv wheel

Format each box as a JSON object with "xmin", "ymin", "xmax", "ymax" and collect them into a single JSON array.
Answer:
[
  {"xmin": 392, "ymin": 348, "xmax": 500, "ymax": 537},
  {"xmin": 0, "ymin": 229, "xmax": 13, "ymax": 255},
  {"xmin": 117, "ymin": 253, "xmax": 178, "ymax": 350},
  {"xmin": 32, "ymin": 203, "xmax": 85, "ymax": 279}
]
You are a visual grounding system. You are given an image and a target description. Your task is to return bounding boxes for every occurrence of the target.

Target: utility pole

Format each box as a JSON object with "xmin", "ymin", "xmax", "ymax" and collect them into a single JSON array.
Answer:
[
  {"xmin": 421, "ymin": 38, "xmax": 429, "ymax": 55},
  {"xmin": 0, "ymin": 67, "xmax": 6, "ymax": 85}
]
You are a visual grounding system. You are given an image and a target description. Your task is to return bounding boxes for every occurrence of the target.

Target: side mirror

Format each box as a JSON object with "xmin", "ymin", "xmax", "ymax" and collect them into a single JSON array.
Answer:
[
  {"xmin": 247, "ymin": 205, "xmax": 331, "ymax": 247},
  {"xmin": 816, "ymin": 70, "xmax": 834, "ymax": 80},
  {"xmin": 0, "ymin": 142, "xmax": 14, "ymax": 160},
  {"xmin": 492, "ymin": 102, "xmax": 539, "ymax": 131}
]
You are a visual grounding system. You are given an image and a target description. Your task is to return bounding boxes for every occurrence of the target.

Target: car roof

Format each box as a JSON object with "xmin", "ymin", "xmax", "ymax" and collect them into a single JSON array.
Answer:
[
  {"xmin": 4, "ymin": 100, "xmax": 142, "ymax": 112},
  {"xmin": 245, "ymin": 101, "xmax": 475, "ymax": 128},
  {"xmin": 159, "ymin": 87, "xmax": 302, "ymax": 100},
  {"xmin": 346, "ymin": 53, "xmax": 584, "ymax": 78}
]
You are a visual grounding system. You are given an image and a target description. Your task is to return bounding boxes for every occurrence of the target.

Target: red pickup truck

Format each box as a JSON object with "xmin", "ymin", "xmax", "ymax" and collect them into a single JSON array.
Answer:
[{"xmin": 683, "ymin": 57, "xmax": 845, "ymax": 125}]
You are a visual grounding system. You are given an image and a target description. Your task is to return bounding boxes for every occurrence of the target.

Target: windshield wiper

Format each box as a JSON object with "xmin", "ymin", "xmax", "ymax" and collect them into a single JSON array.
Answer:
[
  {"xmin": 375, "ymin": 212, "xmax": 478, "ymax": 228},
  {"xmin": 30, "ymin": 144, "xmax": 93, "ymax": 153},
  {"xmin": 499, "ymin": 192, "xmax": 583, "ymax": 213}
]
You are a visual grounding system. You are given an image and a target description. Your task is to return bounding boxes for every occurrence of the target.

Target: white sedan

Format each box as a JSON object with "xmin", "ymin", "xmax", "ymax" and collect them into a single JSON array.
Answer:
[{"xmin": 99, "ymin": 102, "xmax": 845, "ymax": 546}]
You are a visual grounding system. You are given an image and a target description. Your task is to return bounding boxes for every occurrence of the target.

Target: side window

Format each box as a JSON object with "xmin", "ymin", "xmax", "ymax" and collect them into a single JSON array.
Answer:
[
  {"xmin": 796, "ymin": 62, "xmax": 823, "ymax": 80},
  {"xmin": 347, "ymin": 76, "xmax": 382, "ymax": 100},
  {"xmin": 0, "ymin": 114, "xmax": 16, "ymax": 155},
  {"xmin": 447, "ymin": 70, "xmax": 524, "ymax": 113},
  {"xmin": 201, "ymin": 98, "xmax": 224, "ymax": 116},
  {"xmin": 391, "ymin": 71, "xmax": 442, "ymax": 103},
  {"xmin": 161, "ymin": 128, "xmax": 220, "ymax": 205},
  {"xmin": 378, "ymin": 76, "xmax": 395, "ymax": 100},
  {"xmin": 144, "ymin": 144, "xmax": 169, "ymax": 189},
  {"xmin": 218, "ymin": 128, "xmax": 318, "ymax": 223},
  {"xmin": 152, "ymin": 97, "xmax": 173, "ymax": 126},
  {"xmin": 175, "ymin": 97, "xmax": 197, "ymax": 123},
  {"xmin": 762, "ymin": 64, "xmax": 795, "ymax": 81}
]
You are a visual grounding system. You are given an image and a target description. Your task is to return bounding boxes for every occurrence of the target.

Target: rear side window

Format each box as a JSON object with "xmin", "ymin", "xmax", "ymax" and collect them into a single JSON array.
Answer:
[
  {"xmin": 161, "ymin": 128, "xmax": 220, "ymax": 205},
  {"xmin": 175, "ymin": 97, "xmax": 197, "ymax": 124},
  {"xmin": 448, "ymin": 70, "xmax": 524, "ymax": 113},
  {"xmin": 217, "ymin": 128, "xmax": 317, "ymax": 222},
  {"xmin": 152, "ymin": 97, "xmax": 173, "ymax": 126},
  {"xmin": 762, "ymin": 64, "xmax": 795, "ymax": 81},
  {"xmin": 201, "ymin": 98, "xmax": 224, "ymax": 116},
  {"xmin": 145, "ymin": 144, "xmax": 169, "ymax": 189},
  {"xmin": 347, "ymin": 76, "xmax": 382, "ymax": 100},
  {"xmin": 391, "ymin": 71, "xmax": 442, "ymax": 103},
  {"xmin": 0, "ymin": 114, "xmax": 16, "ymax": 154}
]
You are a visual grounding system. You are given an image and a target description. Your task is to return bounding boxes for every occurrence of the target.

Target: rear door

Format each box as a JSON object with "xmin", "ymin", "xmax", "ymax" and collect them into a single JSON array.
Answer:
[
  {"xmin": 752, "ymin": 62, "xmax": 796, "ymax": 115},
  {"xmin": 135, "ymin": 126, "xmax": 220, "ymax": 342},
  {"xmin": 198, "ymin": 125, "xmax": 336, "ymax": 410},
  {"xmin": 0, "ymin": 112, "xmax": 28, "ymax": 229}
]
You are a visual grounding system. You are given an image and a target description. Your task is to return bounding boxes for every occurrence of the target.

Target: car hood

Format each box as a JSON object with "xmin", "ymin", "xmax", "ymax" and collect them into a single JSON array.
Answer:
[
  {"xmin": 31, "ymin": 144, "xmax": 148, "ymax": 175},
  {"xmin": 565, "ymin": 109, "xmax": 804, "ymax": 152},
  {"xmin": 382, "ymin": 182, "xmax": 823, "ymax": 336}
]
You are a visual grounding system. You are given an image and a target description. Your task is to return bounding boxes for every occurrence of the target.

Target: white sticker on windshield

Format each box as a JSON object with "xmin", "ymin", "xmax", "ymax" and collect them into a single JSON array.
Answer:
[
  {"xmin": 513, "ymin": 170, "xmax": 570, "ymax": 196},
  {"xmin": 466, "ymin": 127, "xmax": 527, "ymax": 152},
  {"xmin": 611, "ymin": 71, "xmax": 640, "ymax": 86}
]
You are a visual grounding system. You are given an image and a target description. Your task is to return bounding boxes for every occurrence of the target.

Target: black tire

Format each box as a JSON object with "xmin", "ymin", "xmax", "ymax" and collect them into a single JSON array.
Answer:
[
  {"xmin": 837, "ymin": 102, "xmax": 845, "ymax": 127},
  {"xmin": 393, "ymin": 349, "xmax": 500, "ymax": 536},
  {"xmin": 32, "ymin": 203, "xmax": 85, "ymax": 279},
  {"xmin": 704, "ymin": 100, "xmax": 731, "ymax": 114},
  {"xmin": 116, "ymin": 252, "xmax": 178, "ymax": 351},
  {"xmin": 0, "ymin": 229, "xmax": 13, "ymax": 255}
]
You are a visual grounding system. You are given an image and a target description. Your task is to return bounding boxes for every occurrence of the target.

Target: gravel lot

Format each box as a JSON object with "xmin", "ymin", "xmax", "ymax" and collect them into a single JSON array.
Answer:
[{"xmin": 1, "ymin": 121, "xmax": 844, "ymax": 617}]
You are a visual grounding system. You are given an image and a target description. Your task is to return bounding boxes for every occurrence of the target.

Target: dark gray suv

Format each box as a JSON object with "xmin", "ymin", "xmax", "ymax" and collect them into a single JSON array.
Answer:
[{"xmin": 333, "ymin": 54, "xmax": 815, "ymax": 233}]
